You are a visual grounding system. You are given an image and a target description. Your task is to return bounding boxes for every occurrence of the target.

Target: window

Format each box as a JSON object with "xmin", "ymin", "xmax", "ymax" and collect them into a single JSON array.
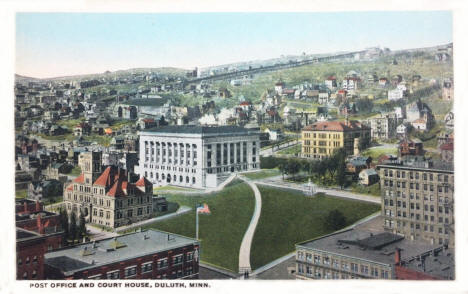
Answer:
[
  {"xmin": 313, "ymin": 255, "xmax": 321, "ymax": 264},
  {"xmin": 351, "ymin": 263, "xmax": 358, "ymax": 272},
  {"xmin": 33, "ymin": 256, "xmax": 38, "ymax": 264},
  {"xmin": 186, "ymin": 252, "xmax": 194, "ymax": 262},
  {"xmin": 141, "ymin": 262, "xmax": 153, "ymax": 273},
  {"xmin": 125, "ymin": 266, "xmax": 137, "ymax": 278},
  {"xmin": 107, "ymin": 270, "xmax": 120, "ymax": 279},
  {"xmin": 173, "ymin": 254, "xmax": 183, "ymax": 265},
  {"xmin": 88, "ymin": 274, "xmax": 102, "ymax": 279},
  {"xmin": 157, "ymin": 258, "xmax": 168, "ymax": 269}
]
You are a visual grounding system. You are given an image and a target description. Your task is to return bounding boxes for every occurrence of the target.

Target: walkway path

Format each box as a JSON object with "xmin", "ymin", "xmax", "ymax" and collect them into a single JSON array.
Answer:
[
  {"xmin": 254, "ymin": 177, "xmax": 380, "ymax": 204},
  {"xmin": 114, "ymin": 205, "xmax": 191, "ymax": 233},
  {"xmin": 237, "ymin": 175, "xmax": 262, "ymax": 275},
  {"xmin": 153, "ymin": 173, "xmax": 238, "ymax": 196}
]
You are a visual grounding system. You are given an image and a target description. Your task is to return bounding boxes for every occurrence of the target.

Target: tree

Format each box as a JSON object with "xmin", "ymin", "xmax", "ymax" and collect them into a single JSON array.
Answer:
[
  {"xmin": 59, "ymin": 208, "xmax": 69, "ymax": 246},
  {"xmin": 78, "ymin": 213, "xmax": 86, "ymax": 240},
  {"xmin": 286, "ymin": 159, "xmax": 301, "ymax": 179},
  {"xmin": 69, "ymin": 211, "xmax": 77, "ymax": 244},
  {"xmin": 278, "ymin": 162, "xmax": 287, "ymax": 180},
  {"xmin": 324, "ymin": 209, "xmax": 347, "ymax": 231}
]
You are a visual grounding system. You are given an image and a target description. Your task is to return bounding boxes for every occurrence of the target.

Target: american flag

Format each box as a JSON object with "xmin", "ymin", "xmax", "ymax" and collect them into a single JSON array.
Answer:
[{"xmin": 196, "ymin": 203, "xmax": 211, "ymax": 214}]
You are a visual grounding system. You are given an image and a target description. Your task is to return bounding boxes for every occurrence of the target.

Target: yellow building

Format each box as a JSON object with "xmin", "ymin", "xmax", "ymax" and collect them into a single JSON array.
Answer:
[{"xmin": 301, "ymin": 120, "xmax": 370, "ymax": 159}]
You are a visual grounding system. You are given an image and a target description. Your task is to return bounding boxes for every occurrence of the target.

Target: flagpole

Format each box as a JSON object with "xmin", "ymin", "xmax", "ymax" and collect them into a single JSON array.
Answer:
[{"xmin": 196, "ymin": 206, "xmax": 199, "ymax": 240}]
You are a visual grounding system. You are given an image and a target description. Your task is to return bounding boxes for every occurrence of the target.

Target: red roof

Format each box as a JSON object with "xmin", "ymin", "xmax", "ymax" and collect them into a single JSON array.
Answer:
[
  {"xmin": 107, "ymin": 178, "xmax": 126, "ymax": 197},
  {"xmin": 303, "ymin": 120, "xmax": 367, "ymax": 132},
  {"xmin": 440, "ymin": 142, "xmax": 453, "ymax": 151},
  {"xmin": 239, "ymin": 101, "xmax": 251, "ymax": 106},
  {"xmin": 135, "ymin": 177, "xmax": 152, "ymax": 187},
  {"xmin": 73, "ymin": 173, "xmax": 84, "ymax": 184},
  {"xmin": 143, "ymin": 118, "xmax": 155, "ymax": 123},
  {"xmin": 326, "ymin": 76, "xmax": 336, "ymax": 80}
]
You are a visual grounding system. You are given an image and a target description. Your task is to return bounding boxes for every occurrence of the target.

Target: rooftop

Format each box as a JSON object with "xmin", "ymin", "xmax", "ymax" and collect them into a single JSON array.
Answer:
[
  {"xmin": 45, "ymin": 229, "xmax": 198, "ymax": 275},
  {"xmin": 298, "ymin": 227, "xmax": 440, "ymax": 267},
  {"xmin": 303, "ymin": 120, "xmax": 368, "ymax": 132},
  {"xmin": 142, "ymin": 125, "xmax": 259, "ymax": 136}
]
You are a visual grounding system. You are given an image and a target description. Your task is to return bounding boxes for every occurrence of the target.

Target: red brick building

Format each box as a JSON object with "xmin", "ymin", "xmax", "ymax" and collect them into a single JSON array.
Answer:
[
  {"xmin": 45, "ymin": 229, "xmax": 200, "ymax": 280},
  {"xmin": 17, "ymin": 228, "xmax": 47, "ymax": 280},
  {"xmin": 16, "ymin": 199, "xmax": 65, "ymax": 280}
]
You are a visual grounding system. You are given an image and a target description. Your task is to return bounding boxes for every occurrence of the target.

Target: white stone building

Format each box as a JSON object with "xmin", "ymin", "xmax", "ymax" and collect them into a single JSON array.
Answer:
[
  {"xmin": 137, "ymin": 126, "xmax": 260, "ymax": 189},
  {"xmin": 364, "ymin": 114, "xmax": 398, "ymax": 140}
]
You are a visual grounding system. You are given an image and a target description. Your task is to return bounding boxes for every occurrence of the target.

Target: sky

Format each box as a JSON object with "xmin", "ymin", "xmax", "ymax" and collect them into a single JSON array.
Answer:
[{"xmin": 15, "ymin": 11, "xmax": 452, "ymax": 79}]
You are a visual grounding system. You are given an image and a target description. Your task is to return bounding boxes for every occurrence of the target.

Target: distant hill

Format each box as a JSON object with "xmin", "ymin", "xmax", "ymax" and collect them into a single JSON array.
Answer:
[
  {"xmin": 14, "ymin": 74, "xmax": 42, "ymax": 82},
  {"xmin": 15, "ymin": 67, "xmax": 189, "ymax": 82}
]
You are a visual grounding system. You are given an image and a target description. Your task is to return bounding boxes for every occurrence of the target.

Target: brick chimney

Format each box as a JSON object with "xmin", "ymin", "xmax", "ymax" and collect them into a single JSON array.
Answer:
[
  {"xmin": 395, "ymin": 247, "xmax": 402, "ymax": 265},
  {"xmin": 23, "ymin": 201, "xmax": 28, "ymax": 213},
  {"xmin": 37, "ymin": 214, "xmax": 45, "ymax": 235},
  {"xmin": 35, "ymin": 200, "xmax": 41, "ymax": 212}
]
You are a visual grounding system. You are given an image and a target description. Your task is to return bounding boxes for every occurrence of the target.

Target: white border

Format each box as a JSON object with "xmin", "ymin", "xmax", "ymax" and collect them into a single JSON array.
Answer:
[{"xmin": 1, "ymin": 1, "xmax": 468, "ymax": 294}]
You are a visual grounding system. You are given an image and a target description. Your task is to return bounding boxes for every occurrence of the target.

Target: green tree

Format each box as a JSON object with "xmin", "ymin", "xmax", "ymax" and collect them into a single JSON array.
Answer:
[
  {"xmin": 78, "ymin": 213, "xmax": 86, "ymax": 240},
  {"xmin": 324, "ymin": 209, "xmax": 347, "ymax": 231},
  {"xmin": 70, "ymin": 211, "xmax": 77, "ymax": 244},
  {"xmin": 59, "ymin": 208, "xmax": 69, "ymax": 245},
  {"xmin": 286, "ymin": 159, "xmax": 301, "ymax": 180}
]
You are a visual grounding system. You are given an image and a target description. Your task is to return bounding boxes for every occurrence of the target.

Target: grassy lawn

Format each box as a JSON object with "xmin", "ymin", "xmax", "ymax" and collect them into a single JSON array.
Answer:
[
  {"xmin": 361, "ymin": 147, "xmax": 398, "ymax": 162},
  {"xmin": 241, "ymin": 169, "xmax": 281, "ymax": 180},
  {"xmin": 56, "ymin": 119, "xmax": 84, "ymax": 129},
  {"xmin": 350, "ymin": 182, "xmax": 381, "ymax": 197},
  {"xmin": 154, "ymin": 202, "xmax": 180, "ymax": 217},
  {"xmin": 153, "ymin": 185, "xmax": 200, "ymax": 193},
  {"xmin": 142, "ymin": 180, "xmax": 255, "ymax": 273},
  {"xmin": 250, "ymin": 186, "xmax": 380, "ymax": 270},
  {"xmin": 277, "ymin": 144, "xmax": 302, "ymax": 155},
  {"xmin": 15, "ymin": 189, "xmax": 28, "ymax": 199},
  {"xmin": 38, "ymin": 133, "xmax": 75, "ymax": 142},
  {"xmin": 83, "ymin": 134, "xmax": 112, "ymax": 146}
]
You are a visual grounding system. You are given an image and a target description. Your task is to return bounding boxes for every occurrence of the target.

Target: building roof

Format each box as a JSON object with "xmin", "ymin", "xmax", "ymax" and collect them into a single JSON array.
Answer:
[
  {"xmin": 360, "ymin": 168, "xmax": 378, "ymax": 176},
  {"xmin": 142, "ymin": 125, "xmax": 257, "ymax": 136},
  {"xmin": 440, "ymin": 142, "xmax": 454, "ymax": 151},
  {"xmin": 297, "ymin": 228, "xmax": 440, "ymax": 267},
  {"xmin": 303, "ymin": 120, "xmax": 368, "ymax": 132},
  {"xmin": 45, "ymin": 229, "xmax": 198, "ymax": 275}
]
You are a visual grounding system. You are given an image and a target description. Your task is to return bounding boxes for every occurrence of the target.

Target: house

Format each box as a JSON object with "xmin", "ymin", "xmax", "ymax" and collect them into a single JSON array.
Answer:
[
  {"xmin": 73, "ymin": 122, "xmax": 91, "ymax": 137},
  {"xmin": 342, "ymin": 77, "xmax": 361, "ymax": 91},
  {"xmin": 388, "ymin": 88, "xmax": 405, "ymax": 101},
  {"xmin": 378, "ymin": 78, "xmax": 389, "ymax": 87},
  {"xmin": 442, "ymin": 79, "xmax": 453, "ymax": 101},
  {"xmin": 444, "ymin": 111, "xmax": 454, "ymax": 129},
  {"xmin": 274, "ymin": 81, "xmax": 285, "ymax": 95},
  {"xmin": 318, "ymin": 91, "xmax": 329, "ymax": 104},
  {"xmin": 325, "ymin": 76, "xmax": 337, "ymax": 90},
  {"xmin": 411, "ymin": 118, "xmax": 428, "ymax": 131},
  {"xmin": 396, "ymin": 124, "xmax": 408, "ymax": 138},
  {"xmin": 364, "ymin": 113, "xmax": 398, "ymax": 140},
  {"xmin": 359, "ymin": 168, "xmax": 379, "ymax": 186},
  {"xmin": 139, "ymin": 118, "xmax": 157, "ymax": 130},
  {"xmin": 398, "ymin": 139, "xmax": 424, "ymax": 156},
  {"xmin": 440, "ymin": 142, "xmax": 454, "ymax": 163}
]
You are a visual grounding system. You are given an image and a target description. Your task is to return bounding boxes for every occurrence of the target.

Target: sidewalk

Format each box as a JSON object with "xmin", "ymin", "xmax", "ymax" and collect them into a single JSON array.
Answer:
[
  {"xmin": 254, "ymin": 177, "xmax": 380, "ymax": 204},
  {"xmin": 115, "ymin": 205, "xmax": 192, "ymax": 233},
  {"xmin": 237, "ymin": 176, "xmax": 262, "ymax": 274}
]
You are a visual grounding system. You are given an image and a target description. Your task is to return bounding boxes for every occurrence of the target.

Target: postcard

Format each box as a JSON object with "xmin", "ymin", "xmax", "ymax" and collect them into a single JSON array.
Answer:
[{"xmin": 2, "ymin": 1, "xmax": 468, "ymax": 294}]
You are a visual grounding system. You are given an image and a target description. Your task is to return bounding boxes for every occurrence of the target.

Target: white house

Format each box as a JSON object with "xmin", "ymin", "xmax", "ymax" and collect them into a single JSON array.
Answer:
[
  {"xmin": 388, "ymin": 89, "xmax": 405, "ymax": 101},
  {"xmin": 411, "ymin": 118, "xmax": 427, "ymax": 131},
  {"xmin": 396, "ymin": 124, "xmax": 407, "ymax": 137}
]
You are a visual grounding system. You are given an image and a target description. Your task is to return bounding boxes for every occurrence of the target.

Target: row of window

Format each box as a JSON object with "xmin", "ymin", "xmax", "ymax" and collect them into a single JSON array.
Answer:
[
  {"xmin": 89, "ymin": 252, "xmax": 195, "ymax": 279},
  {"xmin": 17, "ymin": 255, "xmax": 38, "ymax": 266},
  {"xmin": 297, "ymin": 253, "xmax": 389, "ymax": 278},
  {"xmin": 383, "ymin": 169, "xmax": 451, "ymax": 183},
  {"xmin": 383, "ymin": 180, "xmax": 450, "ymax": 193},
  {"xmin": 297, "ymin": 264, "xmax": 389, "ymax": 279}
]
